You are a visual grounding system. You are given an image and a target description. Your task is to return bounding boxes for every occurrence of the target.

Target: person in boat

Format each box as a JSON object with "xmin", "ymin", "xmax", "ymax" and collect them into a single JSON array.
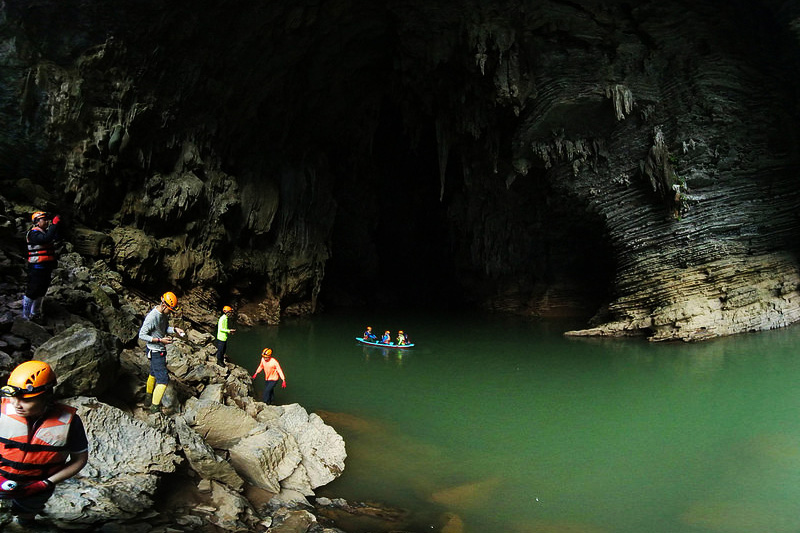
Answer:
[
  {"xmin": 0, "ymin": 361, "xmax": 89, "ymax": 527},
  {"xmin": 380, "ymin": 330, "xmax": 392, "ymax": 344},
  {"xmin": 396, "ymin": 330, "xmax": 410, "ymax": 345},
  {"xmin": 363, "ymin": 326, "xmax": 377, "ymax": 341}
]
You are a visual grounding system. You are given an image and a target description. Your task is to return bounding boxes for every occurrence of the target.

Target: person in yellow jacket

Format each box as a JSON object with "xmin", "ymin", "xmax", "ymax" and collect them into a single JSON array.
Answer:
[
  {"xmin": 251, "ymin": 348, "xmax": 286, "ymax": 405},
  {"xmin": 138, "ymin": 292, "xmax": 185, "ymax": 413},
  {"xmin": 0, "ymin": 361, "xmax": 88, "ymax": 527},
  {"xmin": 215, "ymin": 305, "xmax": 236, "ymax": 366}
]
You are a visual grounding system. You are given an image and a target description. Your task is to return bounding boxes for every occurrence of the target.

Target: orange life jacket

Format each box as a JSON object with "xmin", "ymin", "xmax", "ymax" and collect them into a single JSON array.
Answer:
[
  {"xmin": 0, "ymin": 399, "xmax": 76, "ymax": 482},
  {"xmin": 26, "ymin": 227, "xmax": 56, "ymax": 264}
]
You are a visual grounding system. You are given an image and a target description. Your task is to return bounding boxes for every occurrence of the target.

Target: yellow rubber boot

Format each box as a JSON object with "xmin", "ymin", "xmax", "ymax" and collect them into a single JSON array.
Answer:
[
  {"xmin": 146, "ymin": 375, "xmax": 156, "ymax": 394},
  {"xmin": 152, "ymin": 383, "xmax": 167, "ymax": 407}
]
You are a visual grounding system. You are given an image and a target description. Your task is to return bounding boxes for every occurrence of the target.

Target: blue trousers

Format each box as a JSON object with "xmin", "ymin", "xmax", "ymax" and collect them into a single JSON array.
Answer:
[
  {"xmin": 261, "ymin": 380, "xmax": 279, "ymax": 404},
  {"xmin": 148, "ymin": 350, "xmax": 169, "ymax": 384}
]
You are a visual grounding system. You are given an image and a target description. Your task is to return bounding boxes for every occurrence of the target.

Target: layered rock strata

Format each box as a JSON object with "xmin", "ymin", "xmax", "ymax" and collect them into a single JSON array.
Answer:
[{"xmin": 2, "ymin": 0, "xmax": 800, "ymax": 342}]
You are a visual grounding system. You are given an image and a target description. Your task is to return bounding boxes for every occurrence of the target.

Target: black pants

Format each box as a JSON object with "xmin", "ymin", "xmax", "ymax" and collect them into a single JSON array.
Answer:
[
  {"xmin": 215, "ymin": 339, "xmax": 227, "ymax": 365},
  {"xmin": 26, "ymin": 264, "xmax": 54, "ymax": 299},
  {"xmin": 261, "ymin": 380, "xmax": 279, "ymax": 404}
]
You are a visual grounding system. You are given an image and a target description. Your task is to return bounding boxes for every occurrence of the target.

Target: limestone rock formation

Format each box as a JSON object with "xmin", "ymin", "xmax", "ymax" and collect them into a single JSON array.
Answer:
[
  {"xmin": 34, "ymin": 324, "xmax": 120, "ymax": 397},
  {"xmin": 2, "ymin": 0, "xmax": 799, "ymax": 340},
  {"xmin": 45, "ymin": 397, "xmax": 181, "ymax": 524}
]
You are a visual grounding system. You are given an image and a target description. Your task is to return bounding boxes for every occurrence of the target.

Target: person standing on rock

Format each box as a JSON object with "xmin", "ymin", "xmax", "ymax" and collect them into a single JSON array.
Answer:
[
  {"xmin": 252, "ymin": 348, "xmax": 286, "ymax": 405},
  {"xmin": 215, "ymin": 305, "xmax": 236, "ymax": 366},
  {"xmin": 138, "ymin": 292, "xmax": 186, "ymax": 413},
  {"xmin": 0, "ymin": 360, "xmax": 88, "ymax": 527},
  {"xmin": 23, "ymin": 210, "xmax": 61, "ymax": 320}
]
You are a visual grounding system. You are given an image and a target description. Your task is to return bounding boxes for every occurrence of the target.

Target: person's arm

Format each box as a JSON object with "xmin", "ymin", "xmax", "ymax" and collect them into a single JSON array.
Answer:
[
  {"xmin": 252, "ymin": 359, "xmax": 264, "ymax": 379},
  {"xmin": 26, "ymin": 224, "xmax": 58, "ymax": 244},
  {"xmin": 47, "ymin": 451, "xmax": 88, "ymax": 484},
  {"xmin": 138, "ymin": 311, "xmax": 158, "ymax": 343},
  {"xmin": 276, "ymin": 361, "xmax": 286, "ymax": 386}
]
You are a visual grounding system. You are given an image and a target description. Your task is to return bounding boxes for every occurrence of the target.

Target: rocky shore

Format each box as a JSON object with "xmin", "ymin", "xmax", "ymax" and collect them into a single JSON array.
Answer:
[{"xmin": 0, "ymin": 201, "xmax": 377, "ymax": 532}]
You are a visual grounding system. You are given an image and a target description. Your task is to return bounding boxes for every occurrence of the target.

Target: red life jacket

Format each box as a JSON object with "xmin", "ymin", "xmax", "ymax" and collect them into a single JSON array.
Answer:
[
  {"xmin": 26, "ymin": 227, "xmax": 56, "ymax": 264},
  {"xmin": 0, "ymin": 399, "xmax": 75, "ymax": 482}
]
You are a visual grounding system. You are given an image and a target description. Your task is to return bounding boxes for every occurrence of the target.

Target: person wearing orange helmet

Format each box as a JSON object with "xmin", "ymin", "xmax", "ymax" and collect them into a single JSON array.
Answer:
[
  {"xmin": 214, "ymin": 305, "xmax": 236, "ymax": 367},
  {"xmin": 251, "ymin": 348, "xmax": 287, "ymax": 405},
  {"xmin": 0, "ymin": 361, "xmax": 88, "ymax": 527},
  {"xmin": 22, "ymin": 210, "xmax": 61, "ymax": 321},
  {"xmin": 138, "ymin": 292, "xmax": 186, "ymax": 413}
]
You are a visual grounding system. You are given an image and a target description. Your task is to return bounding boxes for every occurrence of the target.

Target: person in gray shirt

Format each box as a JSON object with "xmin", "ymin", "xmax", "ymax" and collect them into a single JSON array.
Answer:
[{"xmin": 138, "ymin": 291, "xmax": 185, "ymax": 413}]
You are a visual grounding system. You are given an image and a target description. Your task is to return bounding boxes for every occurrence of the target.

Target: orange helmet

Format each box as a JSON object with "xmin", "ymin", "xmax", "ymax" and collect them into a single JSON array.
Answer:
[
  {"xmin": 31, "ymin": 211, "xmax": 47, "ymax": 223},
  {"xmin": 161, "ymin": 292, "xmax": 179, "ymax": 311},
  {"xmin": 2, "ymin": 361, "xmax": 56, "ymax": 398},
  {"xmin": 222, "ymin": 305, "xmax": 233, "ymax": 313},
  {"xmin": 262, "ymin": 348, "xmax": 273, "ymax": 358}
]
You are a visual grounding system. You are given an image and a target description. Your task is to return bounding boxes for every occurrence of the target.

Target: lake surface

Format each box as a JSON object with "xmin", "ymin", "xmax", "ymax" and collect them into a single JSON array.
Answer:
[{"xmin": 230, "ymin": 310, "xmax": 800, "ymax": 533}]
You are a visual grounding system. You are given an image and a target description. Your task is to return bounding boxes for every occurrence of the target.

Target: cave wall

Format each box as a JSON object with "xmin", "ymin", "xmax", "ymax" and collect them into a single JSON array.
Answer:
[{"xmin": 2, "ymin": 0, "xmax": 800, "ymax": 339}]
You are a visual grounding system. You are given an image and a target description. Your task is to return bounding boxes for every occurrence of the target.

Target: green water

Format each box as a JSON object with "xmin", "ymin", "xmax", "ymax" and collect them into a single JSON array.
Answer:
[{"xmin": 230, "ymin": 311, "xmax": 800, "ymax": 533}]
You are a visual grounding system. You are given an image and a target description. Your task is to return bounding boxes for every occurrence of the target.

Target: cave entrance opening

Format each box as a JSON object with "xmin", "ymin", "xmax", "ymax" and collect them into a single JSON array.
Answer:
[{"xmin": 322, "ymin": 101, "xmax": 461, "ymax": 311}]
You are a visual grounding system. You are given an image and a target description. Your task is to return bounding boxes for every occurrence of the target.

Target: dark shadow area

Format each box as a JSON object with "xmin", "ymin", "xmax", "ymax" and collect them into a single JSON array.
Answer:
[{"xmin": 321, "ymin": 102, "xmax": 461, "ymax": 311}]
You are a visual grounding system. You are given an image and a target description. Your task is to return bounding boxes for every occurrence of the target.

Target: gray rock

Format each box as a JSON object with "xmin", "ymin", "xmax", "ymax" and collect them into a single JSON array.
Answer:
[
  {"xmin": 174, "ymin": 415, "xmax": 244, "ymax": 490},
  {"xmin": 184, "ymin": 397, "xmax": 260, "ymax": 449},
  {"xmin": 229, "ymin": 427, "xmax": 302, "ymax": 493},
  {"xmin": 34, "ymin": 324, "xmax": 120, "ymax": 397},
  {"xmin": 275, "ymin": 404, "xmax": 346, "ymax": 489},
  {"xmin": 46, "ymin": 397, "xmax": 180, "ymax": 524},
  {"xmin": 10, "ymin": 317, "xmax": 51, "ymax": 348}
]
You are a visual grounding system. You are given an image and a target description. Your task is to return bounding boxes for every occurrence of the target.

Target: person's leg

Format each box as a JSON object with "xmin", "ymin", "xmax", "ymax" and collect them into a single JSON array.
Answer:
[
  {"xmin": 27, "ymin": 266, "xmax": 52, "ymax": 319},
  {"xmin": 11, "ymin": 486, "xmax": 55, "ymax": 525},
  {"xmin": 30, "ymin": 297, "xmax": 43, "ymax": 318},
  {"xmin": 215, "ymin": 340, "xmax": 227, "ymax": 366},
  {"xmin": 262, "ymin": 380, "xmax": 278, "ymax": 404},
  {"xmin": 21, "ymin": 295, "xmax": 32, "ymax": 319},
  {"xmin": 149, "ymin": 352, "xmax": 169, "ymax": 411}
]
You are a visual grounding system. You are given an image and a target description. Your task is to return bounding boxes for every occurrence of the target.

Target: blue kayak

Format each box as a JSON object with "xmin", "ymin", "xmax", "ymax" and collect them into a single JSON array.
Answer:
[{"xmin": 355, "ymin": 337, "xmax": 415, "ymax": 349}]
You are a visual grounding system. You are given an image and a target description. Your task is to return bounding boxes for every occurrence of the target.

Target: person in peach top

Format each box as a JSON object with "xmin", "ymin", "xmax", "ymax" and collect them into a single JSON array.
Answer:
[{"xmin": 251, "ymin": 348, "xmax": 287, "ymax": 405}]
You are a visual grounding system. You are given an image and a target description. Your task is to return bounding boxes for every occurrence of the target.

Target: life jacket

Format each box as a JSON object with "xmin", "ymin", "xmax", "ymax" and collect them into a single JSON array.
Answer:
[
  {"xmin": 26, "ymin": 227, "xmax": 56, "ymax": 264},
  {"xmin": 0, "ymin": 399, "xmax": 75, "ymax": 482}
]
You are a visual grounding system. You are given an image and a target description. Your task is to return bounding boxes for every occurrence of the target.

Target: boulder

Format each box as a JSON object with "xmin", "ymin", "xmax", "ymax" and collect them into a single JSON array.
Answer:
[
  {"xmin": 184, "ymin": 397, "xmax": 260, "ymax": 449},
  {"xmin": 174, "ymin": 415, "xmax": 244, "ymax": 491},
  {"xmin": 34, "ymin": 324, "xmax": 120, "ymax": 397},
  {"xmin": 10, "ymin": 317, "xmax": 52, "ymax": 348},
  {"xmin": 229, "ymin": 427, "xmax": 303, "ymax": 493},
  {"xmin": 275, "ymin": 404, "xmax": 346, "ymax": 489},
  {"xmin": 46, "ymin": 397, "xmax": 180, "ymax": 525},
  {"xmin": 204, "ymin": 480, "xmax": 257, "ymax": 531}
]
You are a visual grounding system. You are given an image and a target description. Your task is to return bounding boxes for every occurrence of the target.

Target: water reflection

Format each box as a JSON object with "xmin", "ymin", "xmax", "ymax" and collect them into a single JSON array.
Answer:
[{"xmin": 361, "ymin": 345, "xmax": 408, "ymax": 365}]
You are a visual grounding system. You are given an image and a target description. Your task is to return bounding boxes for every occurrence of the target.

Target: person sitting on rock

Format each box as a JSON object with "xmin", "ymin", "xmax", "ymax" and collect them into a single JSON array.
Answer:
[
  {"xmin": 363, "ymin": 326, "xmax": 377, "ymax": 341},
  {"xmin": 138, "ymin": 291, "xmax": 186, "ymax": 413},
  {"xmin": 23, "ymin": 210, "xmax": 61, "ymax": 321},
  {"xmin": 215, "ymin": 305, "xmax": 236, "ymax": 366},
  {"xmin": 380, "ymin": 330, "xmax": 392, "ymax": 344},
  {"xmin": 0, "ymin": 361, "xmax": 88, "ymax": 528},
  {"xmin": 252, "ymin": 348, "xmax": 286, "ymax": 405}
]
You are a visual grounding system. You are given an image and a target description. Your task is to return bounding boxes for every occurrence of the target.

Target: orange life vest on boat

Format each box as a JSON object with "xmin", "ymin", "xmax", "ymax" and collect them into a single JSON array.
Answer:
[
  {"xmin": 0, "ymin": 399, "xmax": 76, "ymax": 482},
  {"xmin": 26, "ymin": 227, "xmax": 56, "ymax": 264}
]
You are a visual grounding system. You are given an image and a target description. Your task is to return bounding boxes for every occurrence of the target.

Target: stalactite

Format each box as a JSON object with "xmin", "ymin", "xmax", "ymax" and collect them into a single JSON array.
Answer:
[{"xmin": 605, "ymin": 84, "xmax": 634, "ymax": 121}]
